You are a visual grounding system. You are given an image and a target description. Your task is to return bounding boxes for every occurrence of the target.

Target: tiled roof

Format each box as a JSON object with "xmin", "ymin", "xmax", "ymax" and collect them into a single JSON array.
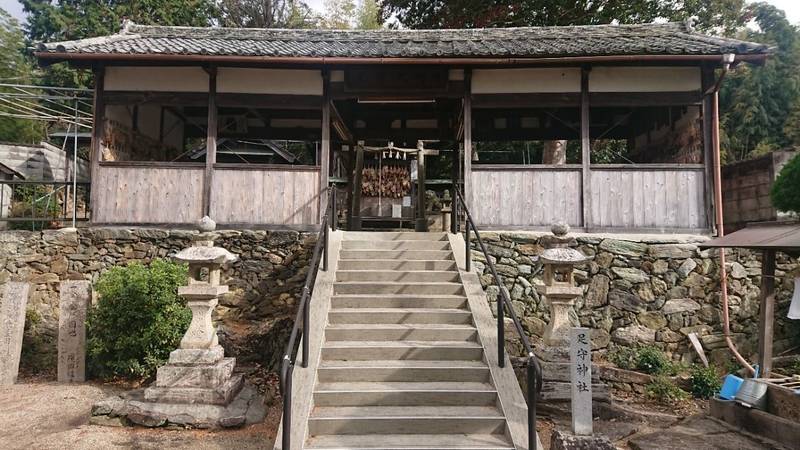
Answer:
[{"xmin": 37, "ymin": 20, "xmax": 770, "ymax": 60}]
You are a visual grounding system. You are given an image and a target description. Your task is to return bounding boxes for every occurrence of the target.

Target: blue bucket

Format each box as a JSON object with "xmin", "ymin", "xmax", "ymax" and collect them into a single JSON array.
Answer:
[{"xmin": 719, "ymin": 374, "xmax": 744, "ymax": 400}]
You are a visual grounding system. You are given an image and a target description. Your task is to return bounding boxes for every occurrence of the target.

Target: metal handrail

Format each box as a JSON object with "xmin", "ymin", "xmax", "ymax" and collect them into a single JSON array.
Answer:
[
  {"xmin": 453, "ymin": 187, "xmax": 543, "ymax": 450},
  {"xmin": 279, "ymin": 186, "xmax": 334, "ymax": 449}
]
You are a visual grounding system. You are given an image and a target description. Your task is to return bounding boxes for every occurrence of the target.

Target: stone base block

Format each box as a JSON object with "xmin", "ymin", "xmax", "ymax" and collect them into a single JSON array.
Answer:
[
  {"xmin": 144, "ymin": 374, "xmax": 243, "ymax": 405},
  {"xmin": 536, "ymin": 345, "xmax": 570, "ymax": 363},
  {"xmin": 90, "ymin": 382, "xmax": 265, "ymax": 429},
  {"xmin": 168, "ymin": 346, "xmax": 224, "ymax": 365},
  {"xmin": 539, "ymin": 380, "xmax": 610, "ymax": 403},
  {"xmin": 155, "ymin": 357, "xmax": 235, "ymax": 388},
  {"xmin": 540, "ymin": 360, "xmax": 601, "ymax": 383},
  {"xmin": 550, "ymin": 430, "xmax": 615, "ymax": 450}
]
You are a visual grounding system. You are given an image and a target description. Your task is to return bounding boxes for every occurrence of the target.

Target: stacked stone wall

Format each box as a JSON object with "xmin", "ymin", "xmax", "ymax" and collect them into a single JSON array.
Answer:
[
  {"xmin": 470, "ymin": 232, "xmax": 800, "ymax": 365},
  {"xmin": 0, "ymin": 228, "xmax": 314, "ymax": 374}
]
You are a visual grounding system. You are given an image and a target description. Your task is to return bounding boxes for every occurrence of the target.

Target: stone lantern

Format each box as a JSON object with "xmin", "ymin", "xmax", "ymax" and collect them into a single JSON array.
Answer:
[{"xmin": 537, "ymin": 223, "xmax": 590, "ymax": 347}]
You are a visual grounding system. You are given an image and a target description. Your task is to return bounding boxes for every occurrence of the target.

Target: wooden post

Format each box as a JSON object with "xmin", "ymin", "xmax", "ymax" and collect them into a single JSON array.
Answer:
[
  {"xmin": 701, "ymin": 66, "xmax": 716, "ymax": 233},
  {"xmin": 463, "ymin": 70, "xmax": 473, "ymax": 214},
  {"xmin": 758, "ymin": 249, "xmax": 776, "ymax": 377},
  {"xmin": 89, "ymin": 67, "xmax": 105, "ymax": 223},
  {"xmin": 320, "ymin": 70, "xmax": 331, "ymax": 223},
  {"xmin": 350, "ymin": 143, "xmax": 364, "ymax": 231},
  {"xmin": 203, "ymin": 67, "xmax": 217, "ymax": 218},
  {"xmin": 416, "ymin": 141, "xmax": 427, "ymax": 232},
  {"xmin": 580, "ymin": 67, "xmax": 592, "ymax": 230}
]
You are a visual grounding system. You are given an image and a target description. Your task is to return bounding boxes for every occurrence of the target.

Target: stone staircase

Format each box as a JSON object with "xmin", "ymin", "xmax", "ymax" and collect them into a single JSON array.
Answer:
[{"xmin": 276, "ymin": 230, "xmax": 533, "ymax": 449}]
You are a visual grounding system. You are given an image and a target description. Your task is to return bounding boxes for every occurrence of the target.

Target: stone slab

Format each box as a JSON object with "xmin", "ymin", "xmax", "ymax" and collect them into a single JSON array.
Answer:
[
  {"xmin": 92, "ymin": 382, "xmax": 265, "ymax": 429},
  {"xmin": 0, "ymin": 282, "xmax": 30, "ymax": 385},
  {"xmin": 710, "ymin": 398, "xmax": 800, "ymax": 450},
  {"xmin": 168, "ymin": 346, "xmax": 224, "ymax": 365},
  {"xmin": 155, "ymin": 357, "xmax": 235, "ymax": 388},
  {"xmin": 570, "ymin": 327, "xmax": 593, "ymax": 436},
  {"xmin": 539, "ymin": 381, "xmax": 609, "ymax": 402},
  {"xmin": 144, "ymin": 374, "xmax": 243, "ymax": 405},
  {"xmin": 550, "ymin": 430, "xmax": 615, "ymax": 450},
  {"xmin": 58, "ymin": 280, "xmax": 91, "ymax": 383}
]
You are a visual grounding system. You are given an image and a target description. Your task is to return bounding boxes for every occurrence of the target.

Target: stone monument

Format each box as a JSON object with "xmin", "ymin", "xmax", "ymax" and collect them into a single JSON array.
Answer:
[
  {"xmin": 0, "ymin": 282, "xmax": 30, "ymax": 385},
  {"xmin": 90, "ymin": 217, "xmax": 265, "ymax": 428},
  {"xmin": 58, "ymin": 280, "xmax": 91, "ymax": 382},
  {"xmin": 535, "ymin": 224, "xmax": 607, "ymax": 402}
]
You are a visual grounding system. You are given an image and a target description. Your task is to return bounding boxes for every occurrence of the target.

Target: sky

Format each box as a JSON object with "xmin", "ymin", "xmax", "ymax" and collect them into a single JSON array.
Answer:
[{"xmin": 2, "ymin": 0, "xmax": 799, "ymax": 26}]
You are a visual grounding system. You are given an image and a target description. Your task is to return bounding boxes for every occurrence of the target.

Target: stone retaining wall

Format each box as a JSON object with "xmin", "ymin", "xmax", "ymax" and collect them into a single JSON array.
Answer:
[
  {"xmin": 471, "ymin": 231, "xmax": 800, "ymax": 365},
  {"xmin": 0, "ymin": 227, "xmax": 314, "ymax": 374}
]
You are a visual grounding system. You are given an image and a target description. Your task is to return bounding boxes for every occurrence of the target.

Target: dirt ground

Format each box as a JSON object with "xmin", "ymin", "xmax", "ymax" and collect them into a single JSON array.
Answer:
[{"xmin": 0, "ymin": 379, "xmax": 280, "ymax": 450}]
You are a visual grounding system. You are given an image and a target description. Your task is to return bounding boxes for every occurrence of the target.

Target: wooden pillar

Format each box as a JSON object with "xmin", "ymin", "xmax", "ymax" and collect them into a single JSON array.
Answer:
[
  {"xmin": 580, "ymin": 67, "xmax": 592, "ymax": 229},
  {"xmin": 463, "ymin": 69, "xmax": 473, "ymax": 212},
  {"xmin": 203, "ymin": 67, "xmax": 217, "ymax": 218},
  {"xmin": 758, "ymin": 249, "xmax": 776, "ymax": 377},
  {"xmin": 320, "ymin": 70, "xmax": 331, "ymax": 223},
  {"xmin": 416, "ymin": 141, "xmax": 427, "ymax": 232},
  {"xmin": 350, "ymin": 143, "xmax": 364, "ymax": 231},
  {"xmin": 89, "ymin": 67, "xmax": 105, "ymax": 223},
  {"xmin": 701, "ymin": 66, "xmax": 717, "ymax": 233}
]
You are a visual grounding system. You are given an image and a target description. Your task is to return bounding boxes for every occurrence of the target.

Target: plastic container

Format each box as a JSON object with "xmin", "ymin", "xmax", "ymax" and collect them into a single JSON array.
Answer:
[{"xmin": 719, "ymin": 374, "xmax": 743, "ymax": 400}]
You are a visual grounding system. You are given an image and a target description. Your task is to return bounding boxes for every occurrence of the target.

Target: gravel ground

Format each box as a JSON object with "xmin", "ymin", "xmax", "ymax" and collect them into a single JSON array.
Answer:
[{"xmin": 0, "ymin": 381, "xmax": 279, "ymax": 450}]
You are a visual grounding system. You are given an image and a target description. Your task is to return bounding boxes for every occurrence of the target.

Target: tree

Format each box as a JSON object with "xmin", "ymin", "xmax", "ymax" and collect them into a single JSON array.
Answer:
[
  {"xmin": 321, "ymin": 0, "xmax": 356, "ymax": 29},
  {"xmin": 22, "ymin": 0, "xmax": 220, "ymax": 87},
  {"xmin": 0, "ymin": 8, "xmax": 44, "ymax": 143},
  {"xmin": 381, "ymin": 0, "xmax": 745, "ymax": 31},
  {"xmin": 356, "ymin": 0, "xmax": 382, "ymax": 29},
  {"xmin": 219, "ymin": 0, "xmax": 318, "ymax": 28},
  {"xmin": 770, "ymin": 153, "xmax": 800, "ymax": 215},
  {"xmin": 719, "ymin": 3, "xmax": 800, "ymax": 161}
]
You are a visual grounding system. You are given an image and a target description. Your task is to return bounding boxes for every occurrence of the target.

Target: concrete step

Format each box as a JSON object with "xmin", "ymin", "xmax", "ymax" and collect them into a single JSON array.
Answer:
[
  {"xmin": 335, "ymin": 270, "xmax": 461, "ymax": 283},
  {"xmin": 305, "ymin": 433, "xmax": 514, "ymax": 449},
  {"xmin": 341, "ymin": 240, "xmax": 451, "ymax": 251},
  {"xmin": 331, "ymin": 295, "xmax": 468, "ymax": 309},
  {"xmin": 342, "ymin": 232, "xmax": 448, "ymax": 241},
  {"xmin": 325, "ymin": 324, "xmax": 478, "ymax": 342},
  {"xmin": 322, "ymin": 341, "xmax": 484, "ymax": 361},
  {"xmin": 317, "ymin": 360, "xmax": 491, "ymax": 383},
  {"xmin": 333, "ymin": 282, "xmax": 465, "ymax": 296},
  {"xmin": 308, "ymin": 406, "xmax": 506, "ymax": 435},
  {"xmin": 328, "ymin": 308, "xmax": 472, "ymax": 325},
  {"xmin": 340, "ymin": 250, "xmax": 454, "ymax": 261},
  {"xmin": 338, "ymin": 259, "xmax": 457, "ymax": 271},
  {"xmin": 313, "ymin": 382, "xmax": 498, "ymax": 406}
]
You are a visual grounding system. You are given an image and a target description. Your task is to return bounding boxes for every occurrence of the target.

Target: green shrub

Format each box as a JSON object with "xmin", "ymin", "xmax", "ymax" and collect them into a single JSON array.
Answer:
[
  {"xmin": 87, "ymin": 259, "xmax": 190, "ymax": 380},
  {"xmin": 771, "ymin": 153, "xmax": 800, "ymax": 214},
  {"xmin": 646, "ymin": 375, "xmax": 689, "ymax": 404},
  {"xmin": 690, "ymin": 365, "xmax": 722, "ymax": 399},
  {"xmin": 610, "ymin": 345, "xmax": 675, "ymax": 375}
]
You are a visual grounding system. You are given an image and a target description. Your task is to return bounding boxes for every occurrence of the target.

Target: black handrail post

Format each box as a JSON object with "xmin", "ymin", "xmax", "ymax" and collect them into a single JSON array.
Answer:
[
  {"xmin": 282, "ymin": 365, "xmax": 293, "ymax": 449},
  {"xmin": 465, "ymin": 225, "xmax": 471, "ymax": 272},
  {"xmin": 302, "ymin": 287, "xmax": 310, "ymax": 368},
  {"xmin": 498, "ymin": 291, "xmax": 505, "ymax": 368},
  {"xmin": 527, "ymin": 355, "xmax": 537, "ymax": 450},
  {"xmin": 330, "ymin": 187, "xmax": 337, "ymax": 231}
]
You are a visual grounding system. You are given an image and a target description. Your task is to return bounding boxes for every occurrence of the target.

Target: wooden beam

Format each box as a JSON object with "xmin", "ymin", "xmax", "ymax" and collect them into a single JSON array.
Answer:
[
  {"xmin": 701, "ymin": 66, "xmax": 716, "ymax": 232},
  {"xmin": 203, "ymin": 67, "xmax": 217, "ymax": 218},
  {"xmin": 581, "ymin": 67, "xmax": 592, "ymax": 228},
  {"xmin": 89, "ymin": 67, "xmax": 105, "ymax": 224},
  {"xmin": 330, "ymin": 100, "xmax": 354, "ymax": 142},
  {"xmin": 320, "ymin": 70, "xmax": 331, "ymax": 223},
  {"xmin": 758, "ymin": 249, "xmax": 776, "ymax": 377},
  {"xmin": 350, "ymin": 143, "xmax": 364, "ymax": 230},
  {"xmin": 416, "ymin": 141, "xmax": 427, "ymax": 231},
  {"xmin": 463, "ymin": 69, "xmax": 473, "ymax": 211}
]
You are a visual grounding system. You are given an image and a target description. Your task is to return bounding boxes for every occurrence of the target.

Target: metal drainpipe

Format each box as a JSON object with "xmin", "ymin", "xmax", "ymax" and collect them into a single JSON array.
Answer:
[{"xmin": 710, "ymin": 53, "xmax": 756, "ymax": 376}]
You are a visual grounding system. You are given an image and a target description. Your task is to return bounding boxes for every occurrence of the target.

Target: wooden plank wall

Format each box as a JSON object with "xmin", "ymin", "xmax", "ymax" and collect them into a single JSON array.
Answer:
[
  {"xmin": 471, "ymin": 167, "xmax": 582, "ymax": 227},
  {"xmin": 210, "ymin": 167, "xmax": 320, "ymax": 225},
  {"xmin": 93, "ymin": 165, "xmax": 204, "ymax": 223},
  {"xmin": 590, "ymin": 168, "xmax": 707, "ymax": 229}
]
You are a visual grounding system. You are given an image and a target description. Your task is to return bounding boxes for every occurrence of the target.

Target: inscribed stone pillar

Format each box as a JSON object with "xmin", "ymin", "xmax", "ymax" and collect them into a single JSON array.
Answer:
[
  {"xmin": 58, "ymin": 280, "xmax": 91, "ymax": 382},
  {"xmin": 0, "ymin": 282, "xmax": 30, "ymax": 385}
]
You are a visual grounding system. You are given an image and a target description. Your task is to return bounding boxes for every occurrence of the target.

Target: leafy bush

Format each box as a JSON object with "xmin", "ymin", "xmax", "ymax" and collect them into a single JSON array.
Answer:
[
  {"xmin": 771, "ymin": 153, "xmax": 800, "ymax": 215},
  {"xmin": 610, "ymin": 345, "xmax": 676, "ymax": 375},
  {"xmin": 646, "ymin": 375, "xmax": 689, "ymax": 404},
  {"xmin": 87, "ymin": 259, "xmax": 190, "ymax": 380},
  {"xmin": 690, "ymin": 365, "xmax": 722, "ymax": 399}
]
